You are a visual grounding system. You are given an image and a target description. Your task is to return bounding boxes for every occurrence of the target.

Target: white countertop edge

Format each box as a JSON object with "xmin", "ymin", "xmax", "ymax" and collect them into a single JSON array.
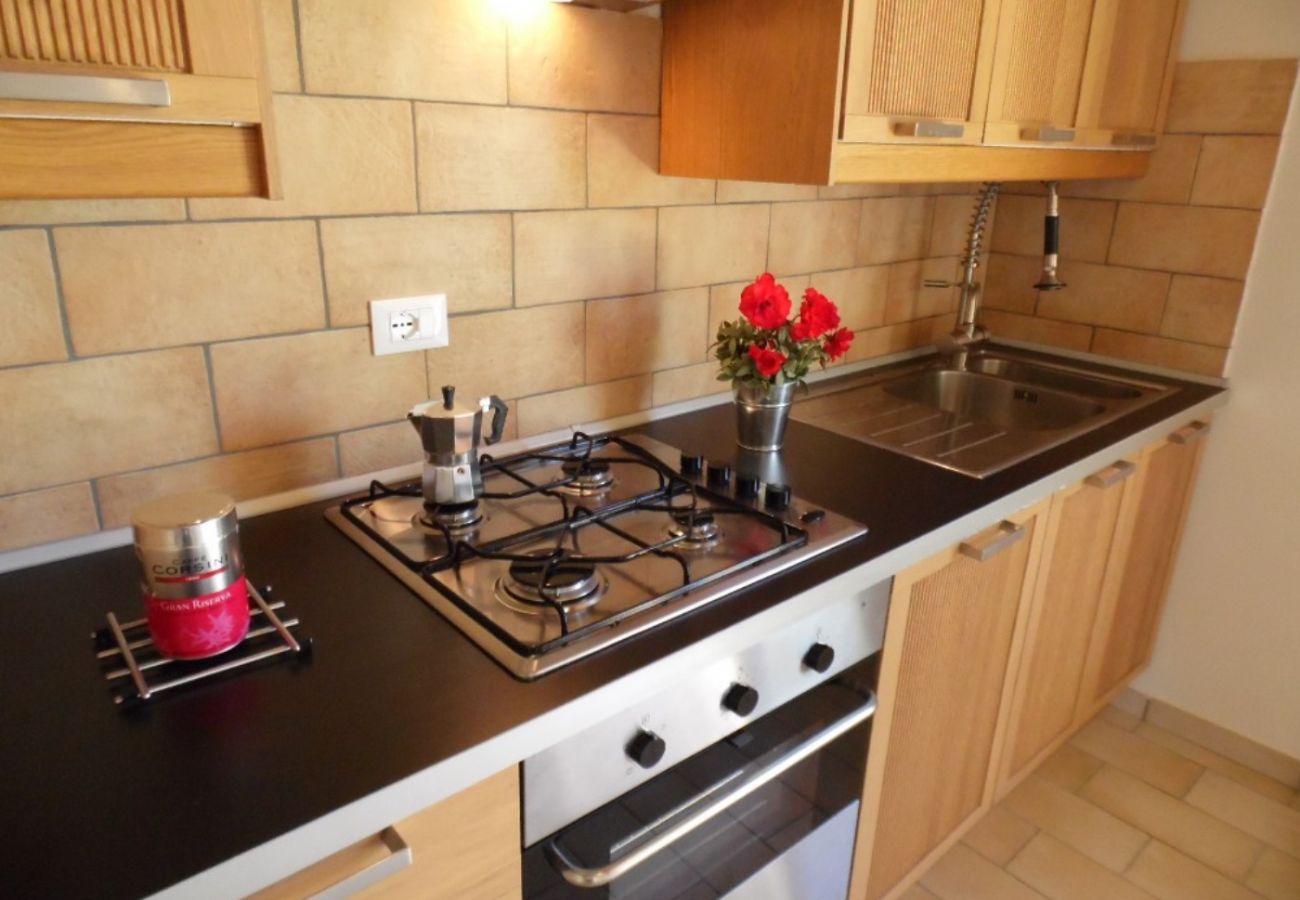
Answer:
[{"xmin": 148, "ymin": 386, "xmax": 1229, "ymax": 900}]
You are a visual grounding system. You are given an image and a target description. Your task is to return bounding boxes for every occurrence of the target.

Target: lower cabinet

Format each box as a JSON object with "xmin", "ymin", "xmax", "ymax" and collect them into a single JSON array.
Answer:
[{"xmin": 251, "ymin": 767, "xmax": 521, "ymax": 900}]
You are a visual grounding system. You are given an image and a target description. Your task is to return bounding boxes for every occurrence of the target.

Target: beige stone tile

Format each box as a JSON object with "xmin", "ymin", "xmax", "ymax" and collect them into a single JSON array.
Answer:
[
  {"xmin": 884, "ymin": 259, "xmax": 958, "ymax": 324},
  {"xmin": 992, "ymin": 195, "xmax": 1115, "ymax": 264},
  {"xmin": 1070, "ymin": 719, "xmax": 1203, "ymax": 797},
  {"xmin": 1145, "ymin": 700, "xmax": 1300, "ymax": 789},
  {"xmin": 1007, "ymin": 833, "xmax": 1157, "ymax": 900},
  {"xmin": 1247, "ymin": 847, "xmax": 1300, "ymax": 900},
  {"xmin": 930, "ymin": 193, "xmax": 980, "ymax": 257},
  {"xmin": 299, "ymin": 0, "xmax": 505, "ymax": 103},
  {"xmin": 211, "ymin": 329, "xmax": 426, "ymax": 451},
  {"xmin": 717, "ymin": 181, "xmax": 817, "ymax": 203},
  {"xmin": 586, "ymin": 288, "xmax": 708, "ymax": 382},
  {"xmin": 339, "ymin": 422, "xmax": 420, "ymax": 477},
  {"xmin": 657, "ymin": 205, "xmax": 770, "ymax": 291},
  {"xmin": 1091, "ymin": 330, "xmax": 1228, "ymax": 378},
  {"xmin": 844, "ymin": 315, "xmax": 951, "ymax": 363},
  {"xmin": 652, "ymin": 362, "xmax": 728, "ymax": 407},
  {"xmin": 1035, "ymin": 744, "xmax": 1106, "ymax": 792},
  {"xmin": 321, "ymin": 215, "xmax": 511, "ymax": 326},
  {"xmin": 900, "ymin": 182, "xmax": 980, "ymax": 196},
  {"xmin": 0, "ymin": 198, "xmax": 185, "ymax": 226},
  {"xmin": 1160, "ymin": 275, "xmax": 1243, "ymax": 347},
  {"xmin": 964, "ymin": 807, "xmax": 1038, "ymax": 866},
  {"xmin": 1035, "ymin": 262, "xmax": 1169, "ymax": 333},
  {"xmin": 1109, "ymin": 204, "xmax": 1259, "ymax": 280},
  {"xmin": 1080, "ymin": 767, "xmax": 1262, "ymax": 880},
  {"xmin": 1128, "ymin": 841, "xmax": 1265, "ymax": 900},
  {"xmin": 707, "ymin": 276, "xmax": 810, "ymax": 340},
  {"xmin": 980, "ymin": 310, "xmax": 1094, "ymax": 353},
  {"xmin": 1004, "ymin": 777, "xmax": 1148, "ymax": 872},
  {"xmin": 0, "ymin": 229, "xmax": 64, "ymax": 366},
  {"xmin": 820, "ymin": 183, "xmax": 899, "ymax": 199},
  {"xmin": 0, "ymin": 483, "xmax": 99, "ymax": 552},
  {"xmin": 588, "ymin": 115, "xmax": 715, "ymax": 208},
  {"xmin": 507, "ymin": 3, "xmax": 659, "ymax": 114},
  {"xmin": 920, "ymin": 843, "xmax": 1046, "ymax": 900},
  {"xmin": 1191, "ymin": 136, "xmax": 1281, "ymax": 210},
  {"xmin": 1063, "ymin": 136, "xmax": 1201, "ymax": 205},
  {"xmin": 57, "ymin": 222, "xmax": 324, "ymax": 355},
  {"xmin": 259, "ymin": 0, "xmax": 301, "ymax": 92},
  {"xmin": 858, "ymin": 196, "xmax": 933, "ymax": 265},
  {"xmin": 416, "ymin": 103, "xmax": 585, "ymax": 213},
  {"xmin": 190, "ymin": 95, "xmax": 417, "ymax": 219},
  {"xmin": 809, "ymin": 266, "xmax": 888, "ymax": 331},
  {"xmin": 1185, "ymin": 771, "xmax": 1300, "ymax": 857},
  {"xmin": 517, "ymin": 377, "xmax": 652, "ymax": 436},
  {"xmin": 516, "ymin": 209, "xmax": 657, "ymax": 305},
  {"xmin": 97, "ymin": 439, "xmax": 339, "ymax": 528},
  {"xmin": 1167, "ymin": 59, "xmax": 1298, "ymax": 135},
  {"xmin": 426, "ymin": 304, "xmax": 585, "ymax": 405},
  {"xmin": 1136, "ymin": 724, "xmax": 1297, "ymax": 807},
  {"xmin": 0, "ymin": 349, "xmax": 216, "ymax": 495},
  {"xmin": 1097, "ymin": 703, "xmax": 1144, "ymax": 732},
  {"xmin": 769, "ymin": 200, "xmax": 861, "ymax": 275},
  {"xmin": 983, "ymin": 253, "xmax": 1042, "ymax": 315}
]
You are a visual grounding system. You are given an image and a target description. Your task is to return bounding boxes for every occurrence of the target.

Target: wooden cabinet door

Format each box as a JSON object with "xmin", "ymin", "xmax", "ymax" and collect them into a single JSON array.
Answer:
[
  {"xmin": 995, "ymin": 460, "xmax": 1133, "ymax": 794},
  {"xmin": 1078, "ymin": 420, "xmax": 1209, "ymax": 718},
  {"xmin": 1074, "ymin": 0, "xmax": 1186, "ymax": 147},
  {"xmin": 850, "ymin": 502, "xmax": 1047, "ymax": 900},
  {"xmin": 982, "ymin": 0, "xmax": 1095, "ymax": 147},
  {"xmin": 841, "ymin": 0, "xmax": 1004, "ymax": 145}
]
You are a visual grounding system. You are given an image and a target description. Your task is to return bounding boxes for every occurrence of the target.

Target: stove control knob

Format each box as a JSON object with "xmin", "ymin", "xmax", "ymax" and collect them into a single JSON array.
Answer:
[
  {"xmin": 765, "ymin": 482, "xmax": 792, "ymax": 509},
  {"xmin": 680, "ymin": 453, "xmax": 704, "ymax": 476},
  {"xmin": 736, "ymin": 475, "xmax": 761, "ymax": 498},
  {"xmin": 723, "ymin": 683, "xmax": 760, "ymax": 716},
  {"xmin": 707, "ymin": 462, "xmax": 732, "ymax": 488},
  {"xmin": 803, "ymin": 643, "xmax": 836, "ymax": 674},
  {"xmin": 626, "ymin": 730, "xmax": 666, "ymax": 769}
]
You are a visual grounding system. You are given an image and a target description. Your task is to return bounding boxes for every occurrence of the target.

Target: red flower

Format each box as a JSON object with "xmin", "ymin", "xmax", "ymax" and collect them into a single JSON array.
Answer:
[
  {"xmin": 791, "ymin": 287, "xmax": 841, "ymax": 341},
  {"xmin": 739, "ymin": 273, "xmax": 791, "ymax": 330},
  {"xmin": 747, "ymin": 343, "xmax": 787, "ymax": 378},
  {"xmin": 823, "ymin": 327, "xmax": 854, "ymax": 361}
]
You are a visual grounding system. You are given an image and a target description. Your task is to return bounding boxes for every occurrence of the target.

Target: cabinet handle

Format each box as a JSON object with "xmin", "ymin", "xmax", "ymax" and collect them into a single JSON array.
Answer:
[
  {"xmin": 959, "ymin": 520, "xmax": 1026, "ymax": 562},
  {"xmin": 1110, "ymin": 131, "xmax": 1157, "ymax": 147},
  {"xmin": 307, "ymin": 827, "xmax": 412, "ymax": 900},
  {"xmin": 1169, "ymin": 420, "xmax": 1211, "ymax": 445},
  {"xmin": 1085, "ymin": 460, "xmax": 1137, "ymax": 489},
  {"xmin": 0, "ymin": 72, "xmax": 171, "ymax": 107},
  {"xmin": 1019, "ymin": 126, "xmax": 1076, "ymax": 142},
  {"xmin": 891, "ymin": 119, "xmax": 965, "ymax": 139}
]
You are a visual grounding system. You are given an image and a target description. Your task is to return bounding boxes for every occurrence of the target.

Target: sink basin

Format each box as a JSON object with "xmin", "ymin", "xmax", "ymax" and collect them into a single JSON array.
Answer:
[
  {"xmin": 963, "ymin": 357, "xmax": 1145, "ymax": 400},
  {"xmin": 884, "ymin": 369, "xmax": 1106, "ymax": 431}
]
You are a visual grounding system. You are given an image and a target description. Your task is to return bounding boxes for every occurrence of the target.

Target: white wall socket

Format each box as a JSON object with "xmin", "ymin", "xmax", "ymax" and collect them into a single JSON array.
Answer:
[{"xmin": 369, "ymin": 294, "xmax": 449, "ymax": 356}]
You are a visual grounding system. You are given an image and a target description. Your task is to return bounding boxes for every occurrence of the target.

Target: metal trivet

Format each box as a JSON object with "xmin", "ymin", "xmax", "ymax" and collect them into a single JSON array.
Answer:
[{"xmin": 92, "ymin": 584, "xmax": 312, "ymax": 706}]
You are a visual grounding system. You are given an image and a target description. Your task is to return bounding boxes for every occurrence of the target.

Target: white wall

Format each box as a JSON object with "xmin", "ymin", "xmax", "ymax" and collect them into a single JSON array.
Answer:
[{"xmin": 1131, "ymin": 1, "xmax": 1300, "ymax": 758}]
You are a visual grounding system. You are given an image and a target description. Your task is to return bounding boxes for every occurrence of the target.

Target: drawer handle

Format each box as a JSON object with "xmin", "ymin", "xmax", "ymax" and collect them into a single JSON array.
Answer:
[
  {"xmin": 1085, "ymin": 460, "xmax": 1137, "ymax": 489},
  {"xmin": 307, "ymin": 827, "xmax": 412, "ymax": 900},
  {"xmin": 891, "ymin": 119, "xmax": 965, "ymax": 139},
  {"xmin": 1019, "ymin": 125, "xmax": 1076, "ymax": 142},
  {"xmin": 1111, "ymin": 131, "xmax": 1157, "ymax": 147},
  {"xmin": 1169, "ymin": 420, "xmax": 1211, "ymax": 445},
  {"xmin": 959, "ymin": 521, "xmax": 1026, "ymax": 562},
  {"xmin": 0, "ymin": 71, "xmax": 171, "ymax": 107}
]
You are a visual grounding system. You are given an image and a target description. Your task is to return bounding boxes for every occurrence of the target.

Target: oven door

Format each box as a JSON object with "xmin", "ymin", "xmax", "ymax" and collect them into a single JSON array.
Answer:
[{"xmin": 522, "ymin": 669, "xmax": 875, "ymax": 900}]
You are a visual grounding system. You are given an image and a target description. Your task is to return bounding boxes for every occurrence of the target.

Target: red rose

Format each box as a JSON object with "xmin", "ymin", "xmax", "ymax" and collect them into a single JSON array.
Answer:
[
  {"xmin": 739, "ymin": 273, "xmax": 792, "ymax": 330},
  {"xmin": 747, "ymin": 343, "xmax": 787, "ymax": 378},
  {"xmin": 791, "ymin": 287, "xmax": 841, "ymax": 341},
  {"xmin": 823, "ymin": 327, "xmax": 854, "ymax": 361}
]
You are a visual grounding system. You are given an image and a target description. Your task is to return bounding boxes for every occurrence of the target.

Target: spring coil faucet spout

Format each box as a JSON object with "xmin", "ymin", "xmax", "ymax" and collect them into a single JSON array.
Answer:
[{"xmin": 923, "ymin": 180, "xmax": 1001, "ymax": 368}]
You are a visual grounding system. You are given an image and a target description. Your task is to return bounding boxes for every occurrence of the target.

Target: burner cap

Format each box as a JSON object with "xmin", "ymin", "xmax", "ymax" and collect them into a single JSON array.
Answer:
[
  {"xmin": 668, "ymin": 509, "xmax": 721, "ymax": 546},
  {"xmin": 500, "ymin": 550, "xmax": 604, "ymax": 613},
  {"xmin": 420, "ymin": 500, "xmax": 483, "ymax": 532},
  {"xmin": 558, "ymin": 458, "xmax": 615, "ymax": 494}
]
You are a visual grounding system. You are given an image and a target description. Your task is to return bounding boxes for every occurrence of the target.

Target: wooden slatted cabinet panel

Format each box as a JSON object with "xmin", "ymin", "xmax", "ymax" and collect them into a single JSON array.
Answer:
[
  {"xmin": 251, "ymin": 767, "xmax": 522, "ymax": 900},
  {"xmin": 850, "ymin": 501, "xmax": 1048, "ymax": 900}
]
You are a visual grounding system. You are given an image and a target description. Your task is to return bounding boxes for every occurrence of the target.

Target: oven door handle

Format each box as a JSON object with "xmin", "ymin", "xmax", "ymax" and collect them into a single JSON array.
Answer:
[{"xmin": 544, "ymin": 689, "xmax": 877, "ymax": 889}]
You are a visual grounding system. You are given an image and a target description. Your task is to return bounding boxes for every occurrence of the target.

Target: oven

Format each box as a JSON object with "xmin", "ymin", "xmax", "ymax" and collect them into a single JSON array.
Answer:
[{"xmin": 520, "ymin": 579, "xmax": 889, "ymax": 900}]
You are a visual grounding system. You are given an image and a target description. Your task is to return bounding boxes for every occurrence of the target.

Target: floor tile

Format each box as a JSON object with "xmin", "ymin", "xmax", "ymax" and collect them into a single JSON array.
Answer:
[
  {"xmin": 1185, "ymin": 770, "xmax": 1300, "ymax": 858},
  {"xmin": 900, "ymin": 883, "xmax": 943, "ymax": 900},
  {"xmin": 1126, "ymin": 840, "xmax": 1266, "ymax": 900},
  {"xmin": 1137, "ymin": 723, "xmax": 1298, "ymax": 806},
  {"xmin": 920, "ymin": 844, "xmax": 1047, "ymax": 900},
  {"xmin": 1098, "ymin": 704, "xmax": 1144, "ymax": 732},
  {"xmin": 1006, "ymin": 833, "xmax": 1157, "ymax": 900},
  {"xmin": 1004, "ymin": 777, "xmax": 1148, "ymax": 873},
  {"xmin": 1036, "ymin": 744, "xmax": 1104, "ymax": 793},
  {"xmin": 964, "ymin": 807, "xmax": 1038, "ymax": 866},
  {"xmin": 1071, "ymin": 719, "xmax": 1205, "ymax": 797},
  {"xmin": 1080, "ymin": 767, "xmax": 1263, "ymax": 880},
  {"xmin": 1247, "ymin": 847, "xmax": 1300, "ymax": 900}
]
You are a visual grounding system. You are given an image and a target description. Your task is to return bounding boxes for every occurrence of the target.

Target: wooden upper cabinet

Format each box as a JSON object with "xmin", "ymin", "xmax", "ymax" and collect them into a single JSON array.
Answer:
[
  {"xmin": 0, "ymin": 0, "xmax": 278, "ymax": 199},
  {"xmin": 840, "ymin": 0, "xmax": 1003, "ymax": 145}
]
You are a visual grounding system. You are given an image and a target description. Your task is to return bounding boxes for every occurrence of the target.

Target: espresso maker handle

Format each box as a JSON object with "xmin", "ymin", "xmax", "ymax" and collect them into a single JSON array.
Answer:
[{"xmin": 486, "ymin": 395, "xmax": 509, "ymax": 445}]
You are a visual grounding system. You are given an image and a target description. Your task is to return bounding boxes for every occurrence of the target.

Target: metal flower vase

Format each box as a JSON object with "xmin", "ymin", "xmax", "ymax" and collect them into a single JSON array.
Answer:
[{"xmin": 734, "ymin": 381, "xmax": 797, "ymax": 451}]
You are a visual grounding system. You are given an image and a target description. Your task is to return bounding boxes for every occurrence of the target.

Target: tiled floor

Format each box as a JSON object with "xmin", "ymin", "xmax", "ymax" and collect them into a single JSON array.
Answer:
[{"xmin": 907, "ymin": 706, "xmax": 1300, "ymax": 900}]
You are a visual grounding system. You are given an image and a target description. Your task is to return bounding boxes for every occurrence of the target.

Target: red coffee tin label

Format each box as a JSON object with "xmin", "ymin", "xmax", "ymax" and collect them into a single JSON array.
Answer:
[{"xmin": 145, "ymin": 577, "xmax": 251, "ymax": 659}]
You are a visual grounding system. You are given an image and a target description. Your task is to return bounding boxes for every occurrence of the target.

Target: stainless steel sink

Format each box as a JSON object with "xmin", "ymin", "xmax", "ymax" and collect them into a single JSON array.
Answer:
[{"xmin": 791, "ymin": 350, "xmax": 1174, "ymax": 477}]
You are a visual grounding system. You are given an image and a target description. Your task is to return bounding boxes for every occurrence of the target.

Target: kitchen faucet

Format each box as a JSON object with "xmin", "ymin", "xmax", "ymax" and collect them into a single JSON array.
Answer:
[{"xmin": 923, "ymin": 180, "xmax": 1001, "ymax": 369}]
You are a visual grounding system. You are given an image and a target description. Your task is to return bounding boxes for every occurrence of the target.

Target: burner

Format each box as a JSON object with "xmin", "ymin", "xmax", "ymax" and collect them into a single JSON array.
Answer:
[
  {"xmin": 499, "ymin": 550, "xmax": 605, "ymax": 614},
  {"xmin": 419, "ymin": 501, "xmax": 484, "ymax": 532},
  {"xmin": 366, "ymin": 496, "xmax": 420, "ymax": 524},
  {"xmin": 557, "ymin": 458, "xmax": 615, "ymax": 495},
  {"xmin": 668, "ymin": 509, "xmax": 721, "ymax": 547}
]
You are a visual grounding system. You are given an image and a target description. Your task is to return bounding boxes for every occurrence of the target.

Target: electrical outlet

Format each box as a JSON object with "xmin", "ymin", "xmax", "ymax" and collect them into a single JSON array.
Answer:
[{"xmin": 370, "ymin": 294, "xmax": 449, "ymax": 356}]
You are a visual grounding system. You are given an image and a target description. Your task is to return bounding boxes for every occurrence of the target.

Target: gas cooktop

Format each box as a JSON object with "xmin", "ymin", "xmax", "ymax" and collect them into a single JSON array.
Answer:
[{"xmin": 326, "ymin": 433, "xmax": 867, "ymax": 679}]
